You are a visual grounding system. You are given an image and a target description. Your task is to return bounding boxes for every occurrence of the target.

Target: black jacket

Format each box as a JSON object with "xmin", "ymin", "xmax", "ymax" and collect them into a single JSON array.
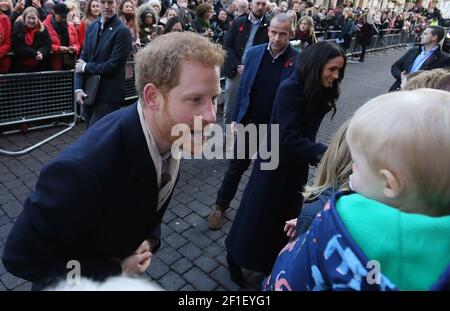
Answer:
[
  {"xmin": 223, "ymin": 14, "xmax": 270, "ymax": 78},
  {"xmin": 74, "ymin": 15, "xmax": 131, "ymax": 105},
  {"xmin": 226, "ymin": 72, "xmax": 329, "ymax": 273},
  {"xmin": 3, "ymin": 103, "xmax": 177, "ymax": 288},
  {"xmin": 389, "ymin": 46, "xmax": 450, "ymax": 91},
  {"xmin": 11, "ymin": 22, "xmax": 51, "ymax": 72}
]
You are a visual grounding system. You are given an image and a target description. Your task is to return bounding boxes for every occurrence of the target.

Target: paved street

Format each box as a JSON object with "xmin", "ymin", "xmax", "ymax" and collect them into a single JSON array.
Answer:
[{"xmin": 0, "ymin": 47, "xmax": 406, "ymax": 291}]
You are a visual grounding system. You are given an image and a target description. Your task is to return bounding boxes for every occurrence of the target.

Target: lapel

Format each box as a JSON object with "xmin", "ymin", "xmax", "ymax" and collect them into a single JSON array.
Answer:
[
  {"xmin": 280, "ymin": 46, "xmax": 297, "ymax": 81},
  {"xmin": 122, "ymin": 103, "xmax": 159, "ymax": 223},
  {"xmin": 247, "ymin": 45, "xmax": 266, "ymax": 88},
  {"xmin": 420, "ymin": 49, "xmax": 439, "ymax": 70},
  {"xmin": 243, "ymin": 15, "xmax": 267, "ymax": 36},
  {"xmin": 90, "ymin": 21, "xmax": 101, "ymax": 59},
  {"xmin": 94, "ymin": 17, "xmax": 117, "ymax": 59}
]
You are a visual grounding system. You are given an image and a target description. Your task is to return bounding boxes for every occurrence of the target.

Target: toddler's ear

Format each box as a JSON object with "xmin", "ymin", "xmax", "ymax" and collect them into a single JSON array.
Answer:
[{"xmin": 380, "ymin": 169, "xmax": 402, "ymax": 199}]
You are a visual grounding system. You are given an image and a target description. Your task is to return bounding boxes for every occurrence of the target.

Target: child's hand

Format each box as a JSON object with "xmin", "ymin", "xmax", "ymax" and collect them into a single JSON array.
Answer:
[
  {"xmin": 284, "ymin": 218, "xmax": 297, "ymax": 238},
  {"xmin": 121, "ymin": 240, "xmax": 152, "ymax": 276}
]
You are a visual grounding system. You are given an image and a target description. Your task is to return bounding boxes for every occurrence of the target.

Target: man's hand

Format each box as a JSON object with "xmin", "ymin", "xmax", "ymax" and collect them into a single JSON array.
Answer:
[
  {"xmin": 400, "ymin": 71, "xmax": 408, "ymax": 89},
  {"xmin": 35, "ymin": 51, "xmax": 43, "ymax": 61},
  {"xmin": 75, "ymin": 90, "xmax": 87, "ymax": 105},
  {"xmin": 121, "ymin": 240, "xmax": 152, "ymax": 276},
  {"xmin": 284, "ymin": 218, "xmax": 297, "ymax": 239},
  {"xmin": 14, "ymin": 0, "xmax": 24, "ymax": 13},
  {"xmin": 59, "ymin": 46, "xmax": 70, "ymax": 53},
  {"xmin": 75, "ymin": 59, "xmax": 86, "ymax": 73},
  {"xmin": 237, "ymin": 65, "xmax": 244, "ymax": 75},
  {"xmin": 203, "ymin": 29, "xmax": 213, "ymax": 38},
  {"xmin": 31, "ymin": 0, "xmax": 41, "ymax": 9}
]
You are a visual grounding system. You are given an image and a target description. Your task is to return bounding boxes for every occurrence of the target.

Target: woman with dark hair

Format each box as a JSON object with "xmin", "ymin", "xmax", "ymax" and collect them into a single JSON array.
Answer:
[
  {"xmin": 163, "ymin": 16, "xmax": 183, "ymax": 33},
  {"xmin": 210, "ymin": 9, "xmax": 229, "ymax": 44},
  {"xmin": 11, "ymin": 6, "xmax": 51, "ymax": 72},
  {"xmin": 78, "ymin": 0, "xmax": 100, "ymax": 48},
  {"xmin": 225, "ymin": 41, "xmax": 347, "ymax": 287}
]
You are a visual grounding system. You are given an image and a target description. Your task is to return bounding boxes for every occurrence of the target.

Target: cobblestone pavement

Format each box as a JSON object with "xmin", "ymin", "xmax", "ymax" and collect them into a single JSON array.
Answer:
[{"xmin": 0, "ymin": 48, "xmax": 406, "ymax": 291}]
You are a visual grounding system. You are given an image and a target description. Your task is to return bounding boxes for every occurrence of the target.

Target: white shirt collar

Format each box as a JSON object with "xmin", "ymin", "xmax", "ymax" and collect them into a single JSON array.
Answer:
[
  {"xmin": 267, "ymin": 42, "xmax": 289, "ymax": 60},
  {"xmin": 248, "ymin": 12, "xmax": 264, "ymax": 25},
  {"xmin": 137, "ymin": 102, "xmax": 180, "ymax": 211}
]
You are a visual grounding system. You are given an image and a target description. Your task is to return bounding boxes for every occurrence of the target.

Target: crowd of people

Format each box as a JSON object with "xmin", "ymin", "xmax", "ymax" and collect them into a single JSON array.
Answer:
[
  {"xmin": 1, "ymin": 0, "xmax": 449, "ymax": 74},
  {"xmin": 1, "ymin": 0, "xmax": 450, "ymax": 292}
]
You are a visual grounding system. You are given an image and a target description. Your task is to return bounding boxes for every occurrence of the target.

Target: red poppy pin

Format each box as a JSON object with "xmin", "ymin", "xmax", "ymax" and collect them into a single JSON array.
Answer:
[
  {"xmin": 238, "ymin": 24, "xmax": 244, "ymax": 32},
  {"xmin": 284, "ymin": 58, "xmax": 292, "ymax": 68}
]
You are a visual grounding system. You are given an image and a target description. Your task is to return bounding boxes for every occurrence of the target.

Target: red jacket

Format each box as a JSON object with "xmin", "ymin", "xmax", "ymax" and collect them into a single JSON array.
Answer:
[
  {"xmin": 0, "ymin": 13, "xmax": 12, "ymax": 73},
  {"xmin": 43, "ymin": 15, "xmax": 80, "ymax": 70},
  {"xmin": 78, "ymin": 19, "xmax": 87, "ymax": 48}
]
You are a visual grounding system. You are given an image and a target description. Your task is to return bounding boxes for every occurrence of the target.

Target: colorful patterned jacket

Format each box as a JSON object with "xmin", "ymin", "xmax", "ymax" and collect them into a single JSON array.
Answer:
[{"xmin": 263, "ymin": 190, "xmax": 450, "ymax": 291}]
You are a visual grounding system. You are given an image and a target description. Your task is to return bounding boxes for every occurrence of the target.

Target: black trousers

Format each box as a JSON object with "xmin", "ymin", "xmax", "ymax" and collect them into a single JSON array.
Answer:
[
  {"xmin": 216, "ymin": 125, "xmax": 260, "ymax": 209},
  {"xmin": 83, "ymin": 102, "xmax": 121, "ymax": 128},
  {"xmin": 360, "ymin": 43, "xmax": 368, "ymax": 61}
]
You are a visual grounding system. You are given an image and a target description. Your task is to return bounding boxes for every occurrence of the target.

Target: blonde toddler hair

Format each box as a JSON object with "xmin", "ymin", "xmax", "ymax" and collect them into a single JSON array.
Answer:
[{"xmin": 346, "ymin": 89, "xmax": 450, "ymax": 216}]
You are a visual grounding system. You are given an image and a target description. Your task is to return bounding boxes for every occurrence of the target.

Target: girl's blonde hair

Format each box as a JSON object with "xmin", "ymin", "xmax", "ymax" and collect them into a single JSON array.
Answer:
[
  {"xmin": 15, "ymin": 6, "xmax": 45, "ymax": 32},
  {"xmin": 297, "ymin": 16, "xmax": 317, "ymax": 44},
  {"xmin": 65, "ymin": 0, "xmax": 81, "ymax": 23},
  {"xmin": 303, "ymin": 120, "xmax": 352, "ymax": 201}
]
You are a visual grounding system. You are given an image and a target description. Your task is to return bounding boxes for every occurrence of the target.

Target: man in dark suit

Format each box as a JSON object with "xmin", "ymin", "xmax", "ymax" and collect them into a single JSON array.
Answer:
[
  {"xmin": 222, "ymin": 0, "xmax": 269, "ymax": 151},
  {"xmin": 74, "ymin": 0, "xmax": 131, "ymax": 128},
  {"xmin": 3, "ymin": 32, "xmax": 224, "ymax": 290},
  {"xmin": 389, "ymin": 26, "xmax": 450, "ymax": 91},
  {"xmin": 208, "ymin": 14, "xmax": 298, "ymax": 238}
]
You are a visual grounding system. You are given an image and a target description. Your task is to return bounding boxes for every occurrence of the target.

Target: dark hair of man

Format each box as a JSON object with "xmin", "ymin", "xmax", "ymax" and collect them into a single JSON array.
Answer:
[
  {"xmin": 294, "ymin": 41, "xmax": 347, "ymax": 117},
  {"xmin": 427, "ymin": 26, "xmax": 445, "ymax": 43}
]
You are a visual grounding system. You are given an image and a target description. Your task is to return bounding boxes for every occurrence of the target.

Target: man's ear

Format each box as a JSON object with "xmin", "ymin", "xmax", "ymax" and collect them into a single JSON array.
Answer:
[
  {"xmin": 380, "ymin": 169, "xmax": 402, "ymax": 199},
  {"xmin": 142, "ymin": 83, "xmax": 160, "ymax": 111}
]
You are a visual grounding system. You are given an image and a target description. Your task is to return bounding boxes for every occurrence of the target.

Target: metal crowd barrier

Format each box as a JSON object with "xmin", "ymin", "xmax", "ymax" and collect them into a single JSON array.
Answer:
[
  {"xmin": 0, "ymin": 70, "xmax": 77, "ymax": 156},
  {"xmin": 124, "ymin": 60, "xmax": 138, "ymax": 102},
  {"xmin": 320, "ymin": 27, "xmax": 449, "ymax": 59}
]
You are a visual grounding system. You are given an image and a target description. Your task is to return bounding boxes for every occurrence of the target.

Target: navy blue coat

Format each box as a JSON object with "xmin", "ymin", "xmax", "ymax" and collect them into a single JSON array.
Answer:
[
  {"xmin": 231, "ymin": 43, "xmax": 299, "ymax": 124},
  {"xmin": 74, "ymin": 15, "xmax": 131, "ymax": 105},
  {"xmin": 389, "ymin": 46, "xmax": 450, "ymax": 91},
  {"xmin": 2, "ymin": 103, "xmax": 176, "ymax": 287},
  {"xmin": 226, "ymin": 72, "xmax": 329, "ymax": 273}
]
